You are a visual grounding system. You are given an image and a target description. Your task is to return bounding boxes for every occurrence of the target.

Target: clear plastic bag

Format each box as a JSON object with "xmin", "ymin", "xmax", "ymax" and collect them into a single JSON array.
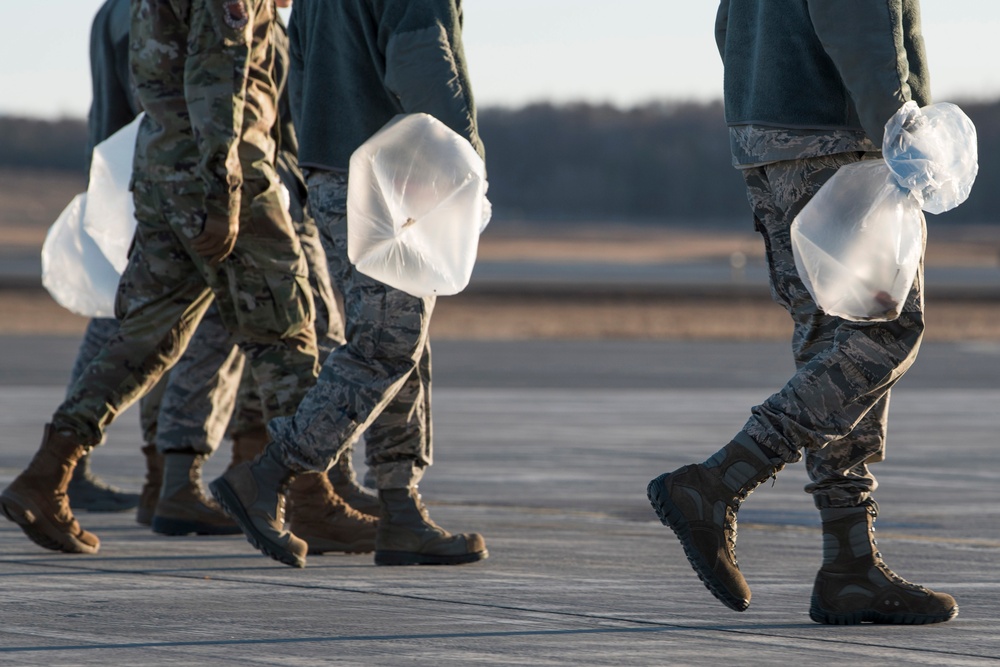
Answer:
[
  {"xmin": 792, "ymin": 161, "xmax": 922, "ymax": 321},
  {"xmin": 41, "ymin": 193, "xmax": 121, "ymax": 317},
  {"xmin": 791, "ymin": 102, "xmax": 978, "ymax": 321},
  {"xmin": 347, "ymin": 113, "xmax": 491, "ymax": 297},
  {"xmin": 83, "ymin": 113, "xmax": 142, "ymax": 272}
]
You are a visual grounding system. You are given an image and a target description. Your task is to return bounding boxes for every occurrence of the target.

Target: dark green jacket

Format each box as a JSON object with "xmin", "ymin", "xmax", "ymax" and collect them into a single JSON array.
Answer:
[
  {"xmin": 287, "ymin": 0, "xmax": 483, "ymax": 173},
  {"xmin": 86, "ymin": 0, "xmax": 139, "ymax": 165},
  {"xmin": 716, "ymin": 0, "xmax": 931, "ymax": 143}
]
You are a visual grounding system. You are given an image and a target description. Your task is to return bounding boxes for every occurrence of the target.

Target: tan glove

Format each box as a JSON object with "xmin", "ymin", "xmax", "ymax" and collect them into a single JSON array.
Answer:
[{"xmin": 191, "ymin": 212, "xmax": 239, "ymax": 264}]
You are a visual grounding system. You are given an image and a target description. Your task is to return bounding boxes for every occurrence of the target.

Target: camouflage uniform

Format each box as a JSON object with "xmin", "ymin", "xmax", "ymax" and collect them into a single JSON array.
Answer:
[
  {"xmin": 736, "ymin": 142, "xmax": 926, "ymax": 509},
  {"xmin": 266, "ymin": 0, "xmax": 481, "ymax": 488},
  {"xmin": 52, "ymin": 0, "xmax": 318, "ymax": 446},
  {"xmin": 269, "ymin": 171, "xmax": 433, "ymax": 489}
]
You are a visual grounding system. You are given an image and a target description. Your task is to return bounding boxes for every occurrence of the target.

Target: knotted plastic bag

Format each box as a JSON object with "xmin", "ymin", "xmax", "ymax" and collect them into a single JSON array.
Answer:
[
  {"xmin": 791, "ymin": 101, "xmax": 978, "ymax": 321},
  {"xmin": 347, "ymin": 113, "xmax": 491, "ymax": 297}
]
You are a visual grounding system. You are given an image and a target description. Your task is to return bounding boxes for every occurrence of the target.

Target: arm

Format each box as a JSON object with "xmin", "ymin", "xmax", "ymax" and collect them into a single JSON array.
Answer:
[
  {"xmin": 807, "ymin": 0, "xmax": 923, "ymax": 142},
  {"xmin": 185, "ymin": 0, "xmax": 253, "ymax": 234},
  {"xmin": 715, "ymin": 0, "xmax": 729, "ymax": 61},
  {"xmin": 86, "ymin": 0, "xmax": 138, "ymax": 163},
  {"xmin": 382, "ymin": 0, "xmax": 484, "ymax": 161}
]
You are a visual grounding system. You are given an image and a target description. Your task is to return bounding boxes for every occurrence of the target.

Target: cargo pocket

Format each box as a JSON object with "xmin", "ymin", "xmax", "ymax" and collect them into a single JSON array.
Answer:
[{"xmin": 225, "ymin": 260, "xmax": 314, "ymax": 342}]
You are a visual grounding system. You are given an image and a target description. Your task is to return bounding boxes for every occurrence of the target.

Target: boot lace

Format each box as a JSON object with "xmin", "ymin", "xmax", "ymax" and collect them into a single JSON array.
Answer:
[{"xmin": 866, "ymin": 500, "xmax": 928, "ymax": 593}]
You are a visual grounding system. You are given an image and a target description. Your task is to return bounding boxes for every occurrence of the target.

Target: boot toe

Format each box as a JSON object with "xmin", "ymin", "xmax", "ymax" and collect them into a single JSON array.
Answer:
[{"xmin": 0, "ymin": 490, "xmax": 100, "ymax": 555}]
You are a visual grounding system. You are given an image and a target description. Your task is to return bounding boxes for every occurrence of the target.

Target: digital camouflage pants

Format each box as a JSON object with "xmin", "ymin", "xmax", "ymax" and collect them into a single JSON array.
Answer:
[
  {"xmin": 270, "ymin": 171, "xmax": 434, "ymax": 489},
  {"xmin": 54, "ymin": 179, "xmax": 319, "ymax": 446},
  {"xmin": 739, "ymin": 151, "xmax": 926, "ymax": 509}
]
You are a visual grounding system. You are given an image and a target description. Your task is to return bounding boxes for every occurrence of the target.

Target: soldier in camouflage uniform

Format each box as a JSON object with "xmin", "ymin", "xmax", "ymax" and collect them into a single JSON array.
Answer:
[
  {"xmin": 0, "ymin": 0, "xmax": 320, "ymax": 556},
  {"xmin": 647, "ymin": 0, "xmax": 958, "ymax": 625},
  {"xmin": 75, "ymin": 0, "xmax": 376, "ymax": 548},
  {"xmin": 211, "ymin": 0, "xmax": 488, "ymax": 569}
]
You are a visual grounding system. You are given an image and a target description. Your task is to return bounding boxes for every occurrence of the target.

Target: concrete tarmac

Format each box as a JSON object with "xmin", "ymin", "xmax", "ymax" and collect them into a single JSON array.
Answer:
[{"xmin": 1, "ymin": 336, "xmax": 999, "ymax": 665}]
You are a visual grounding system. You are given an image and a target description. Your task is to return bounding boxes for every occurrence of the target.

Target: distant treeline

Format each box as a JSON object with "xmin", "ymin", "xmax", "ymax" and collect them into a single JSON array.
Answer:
[{"xmin": 2, "ymin": 99, "xmax": 996, "ymax": 224}]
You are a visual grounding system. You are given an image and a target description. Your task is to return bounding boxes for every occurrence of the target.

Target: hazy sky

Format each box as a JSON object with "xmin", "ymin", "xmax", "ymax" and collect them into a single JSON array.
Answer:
[{"xmin": 3, "ymin": 1, "xmax": 1000, "ymax": 119}]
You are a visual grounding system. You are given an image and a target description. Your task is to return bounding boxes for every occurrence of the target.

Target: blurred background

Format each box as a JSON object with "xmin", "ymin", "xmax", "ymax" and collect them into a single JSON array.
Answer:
[{"xmin": 2, "ymin": 1, "xmax": 1000, "ymax": 340}]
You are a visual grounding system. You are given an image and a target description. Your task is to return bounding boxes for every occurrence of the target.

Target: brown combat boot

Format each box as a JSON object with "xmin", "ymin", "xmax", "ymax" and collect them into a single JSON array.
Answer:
[
  {"xmin": 0, "ymin": 424, "xmax": 100, "ymax": 554},
  {"xmin": 68, "ymin": 451, "xmax": 139, "ymax": 512},
  {"xmin": 328, "ymin": 446, "xmax": 379, "ymax": 518},
  {"xmin": 288, "ymin": 471, "xmax": 377, "ymax": 554},
  {"xmin": 374, "ymin": 486, "xmax": 488, "ymax": 566},
  {"xmin": 151, "ymin": 451, "xmax": 241, "ymax": 536},
  {"xmin": 809, "ymin": 501, "xmax": 959, "ymax": 625},
  {"xmin": 209, "ymin": 443, "xmax": 308, "ymax": 568},
  {"xmin": 136, "ymin": 444, "xmax": 163, "ymax": 526},
  {"xmin": 646, "ymin": 436, "xmax": 785, "ymax": 611},
  {"xmin": 228, "ymin": 426, "xmax": 268, "ymax": 469}
]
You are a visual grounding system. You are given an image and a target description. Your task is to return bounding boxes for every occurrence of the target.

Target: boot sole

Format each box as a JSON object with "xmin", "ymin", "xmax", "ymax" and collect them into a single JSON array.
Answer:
[
  {"xmin": 302, "ymin": 539, "xmax": 375, "ymax": 555},
  {"xmin": 150, "ymin": 515, "xmax": 244, "ymax": 536},
  {"xmin": 647, "ymin": 473, "xmax": 749, "ymax": 612},
  {"xmin": 809, "ymin": 596, "xmax": 959, "ymax": 625},
  {"xmin": 0, "ymin": 491, "xmax": 99, "ymax": 555},
  {"xmin": 209, "ymin": 477, "xmax": 306, "ymax": 568},
  {"xmin": 374, "ymin": 548, "xmax": 489, "ymax": 566}
]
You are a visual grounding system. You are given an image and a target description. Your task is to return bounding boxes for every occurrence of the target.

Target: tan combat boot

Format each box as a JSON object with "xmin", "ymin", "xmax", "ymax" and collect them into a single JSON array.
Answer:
[
  {"xmin": 68, "ymin": 451, "xmax": 139, "ymax": 512},
  {"xmin": 374, "ymin": 486, "xmax": 488, "ymax": 566},
  {"xmin": 646, "ymin": 436, "xmax": 785, "ymax": 612},
  {"xmin": 209, "ymin": 443, "xmax": 309, "ymax": 568},
  {"xmin": 327, "ymin": 446, "xmax": 379, "ymax": 518},
  {"xmin": 288, "ymin": 471, "xmax": 377, "ymax": 554},
  {"xmin": 228, "ymin": 426, "xmax": 268, "ymax": 469},
  {"xmin": 136, "ymin": 444, "xmax": 163, "ymax": 526},
  {"xmin": 809, "ymin": 501, "xmax": 958, "ymax": 625},
  {"xmin": 0, "ymin": 424, "xmax": 100, "ymax": 554},
  {"xmin": 150, "ymin": 451, "xmax": 241, "ymax": 536}
]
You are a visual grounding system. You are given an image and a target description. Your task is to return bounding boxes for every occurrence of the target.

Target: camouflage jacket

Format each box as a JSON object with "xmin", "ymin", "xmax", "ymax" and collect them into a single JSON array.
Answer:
[{"xmin": 130, "ymin": 0, "xmax": 282, "ymax": 220}]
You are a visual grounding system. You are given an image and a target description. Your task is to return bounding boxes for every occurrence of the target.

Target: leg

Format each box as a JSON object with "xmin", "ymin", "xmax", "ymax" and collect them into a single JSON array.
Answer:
[
  {"xmin": 148, "ymin": 305, "xmax": 243, "ymax": 536},
  {"xmin": 648, "ymin": 152, "xmax": 929, "ymax": 614},
  {"xmin": 66, "ymin": 318, "xmax": 141, "ymax": 512},
  {"xmin": 1, "ymin": 180, "xmax": 220, "ymax": 554},
  {"xmin": 213, "ymin": 171, "xmax": 485, "ymax": 567}
]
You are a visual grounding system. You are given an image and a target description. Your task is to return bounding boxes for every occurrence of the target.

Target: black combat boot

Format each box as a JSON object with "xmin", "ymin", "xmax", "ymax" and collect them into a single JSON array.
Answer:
[
  {"xmin": 136, "ymin": 444, "xmax": 163, "ymax": 526},
  {"xmin": 374, "ymin": 486, "xmax": 488, "ymax": 566},
  {"xmin": 210, "ymin": 443, "xmax": 309, "ymax": 568},
  {"xmin": 68, "ymin": 452, "xmax": 139, "ymax": 512},
  {"xmin": 647, "ymin": 436, "xmax": 785, "ymax": 611},
  {"xmin": 809, "ymin": 501, "xmax": 958, "ymax": 624}
]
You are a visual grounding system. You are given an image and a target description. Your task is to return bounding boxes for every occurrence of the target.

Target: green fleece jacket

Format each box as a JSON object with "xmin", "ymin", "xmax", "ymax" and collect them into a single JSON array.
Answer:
[
  {"xmin": 287, "ymin": 0, "xmax": 483, "ymax": 173},
  {"xmin": 86, "ymin": 0, "xmax": 140, "ymax": 165},
  {"xmin": 716, "ymin": 0, "xmax": 931, "ymax": 143}
]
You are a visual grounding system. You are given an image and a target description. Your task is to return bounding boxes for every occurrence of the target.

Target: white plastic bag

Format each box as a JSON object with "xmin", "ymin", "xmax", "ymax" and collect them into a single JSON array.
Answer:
[
  {"xmin": 41, "ymin": 193, "xmax": 121, "ymax": 317},
  {"xmin": 347, "ymin": 113, "xmax": 491, "ymax": 297},
  {"xmin": 83, "ymin": 113, "xmax": 142, "ymax": 272},
  {"xmin": 41, "ymin": 116, "xmax": 143, "ymax": 317},
  {"xmin": 791, "ymin": 102, "xmax": 978, "ymax": 321}
]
